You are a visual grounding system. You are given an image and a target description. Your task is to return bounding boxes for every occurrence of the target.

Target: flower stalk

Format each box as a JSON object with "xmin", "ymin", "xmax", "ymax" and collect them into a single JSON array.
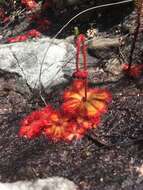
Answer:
[{"xmin": 75, "ymin": 34, "xmax": 88, "ymax": 101}]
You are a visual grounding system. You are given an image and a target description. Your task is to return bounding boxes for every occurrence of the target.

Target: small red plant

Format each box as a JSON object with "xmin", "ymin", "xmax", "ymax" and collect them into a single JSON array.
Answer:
[
  {"xmin": 19, "ymin": 33, "xmax": 112, "ymax": 142},
  {"xmin": 124, "ymin": 1, "xmax": 143, "ymax": 77},
  {"xmin": 7, "ymin": 29, "xmax": 41, "ymax": 43},
  {"xmin": 7, "ymin": 35, "xmax": 28, "ymax": 43},
  {"xmin": 63, "ymin": 34, "xmax": 111, "ymax": 119},
  {"xmin": 21, "ymin": 0, "xmax": 38, "ymax": 10},
  {"xmin": 62, "ymin": 82, "xmax": 111, "ymax": 118},
  {"xmin": 122, "ymin": 63, "xmax": 143, "ymax": 78}
]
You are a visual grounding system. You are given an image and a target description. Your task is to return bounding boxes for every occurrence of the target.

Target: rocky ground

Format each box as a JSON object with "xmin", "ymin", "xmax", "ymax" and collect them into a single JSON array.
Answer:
[
  {"xmin": 0, "ymin": 70, "xmax": 143, "ymax": 190},
  {"xmin": 0, "ymin": 1, "xmax": 143, "ymax": 190}
]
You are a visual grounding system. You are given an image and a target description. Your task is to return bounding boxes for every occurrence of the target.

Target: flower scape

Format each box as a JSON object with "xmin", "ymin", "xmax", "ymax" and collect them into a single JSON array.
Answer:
[{"xmin": 19, "ymin": 34, "xmax": 112, "ymax": 142}]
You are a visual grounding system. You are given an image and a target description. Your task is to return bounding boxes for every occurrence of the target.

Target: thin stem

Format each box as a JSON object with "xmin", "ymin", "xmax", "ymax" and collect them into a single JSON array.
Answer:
[
  {"xmin": 83, "ymin": 37, "xmax": 88, "ymax": 101},
  {"xmin": 39, "ymin": 0, "xmax": 133, "ymax": 86},
  {"xmin": 76, "ymin": 39, "xmax": 80, "ymax": 72},
  {"xmin": 128, "ymin": 1, "xmax": 142, "ymax": 70},
  {"xmin": 38, "ymin": 0, "xmax": 133, "ymax": 104},
  {"xmin": 83, "ymin": 41, "xmax": 87, "ymax": 71},
  {"xmin": 84, "ymin": 77, "xmax": 88, "ymax": 101}
]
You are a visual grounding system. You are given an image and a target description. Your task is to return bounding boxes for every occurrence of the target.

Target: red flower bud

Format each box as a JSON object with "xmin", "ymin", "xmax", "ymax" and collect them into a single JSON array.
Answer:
[{"xmin": 73, "ymin": 70, "xmax": 88, "ymax": 79}]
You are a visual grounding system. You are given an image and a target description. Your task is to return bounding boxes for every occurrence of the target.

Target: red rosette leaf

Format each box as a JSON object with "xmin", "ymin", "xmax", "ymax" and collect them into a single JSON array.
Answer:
[
  {"xmin": 20, "ymin": 111, "xmax": 41, "ymax": 127},
  {"xmin": 90, "ymin": 115, "xmax": 101, "ymax": 126},
  {"xmin": 19, "ymin": 120, "xmax": 45, "ymax": 138},
  {"xmin": 20, "ymin": 105, "xmax": 53, "ymax": 126},
  {"xmin": 19, "ymin": 105, "xmax": 54, "ymax": 139},
  {"xmin": 76, "ymin": 115, "xmax": 101, "ymax": 130},
  {"xmin": 89, "ymin": 88, "xmax": 112, "ymax": 103},
  {"xmin": 62, "ymin": 97, "xmax": 80, "ymax": 114},
  {"xmin": 63, "ymin": 122, "xmax": 87, "ymax": 142},
  {"xmin": 43, "ymin": 111, "xmax": 69, "ymax": 141},
  {"xmin": 44, "ymin": 124, "xmax": 66, "ymax": 141},
  {"xmin": 76, "ymin": 117, "xmax": 92, "ymax": 129}
]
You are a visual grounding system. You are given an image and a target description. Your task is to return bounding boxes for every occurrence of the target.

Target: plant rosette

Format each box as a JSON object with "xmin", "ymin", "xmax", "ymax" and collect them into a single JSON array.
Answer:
[
  {"xmin": 43, "ymin": 110, "xmax": 90, "ymax": 142},
  {"xmin": 122, "ymin": 63, "xmax": 143, "ymax": 78},
  {"xmin": 19, "ymin": 105, "xmax": 99, "ymax": 142},
  {"xmin": 62, "ymin": 80, "xmax": 112, "ymax": 118}
]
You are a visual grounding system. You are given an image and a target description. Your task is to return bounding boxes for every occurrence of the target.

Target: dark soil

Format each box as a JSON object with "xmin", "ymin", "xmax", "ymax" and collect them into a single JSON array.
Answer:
[{"xmin": 0, "ymin": 1, "xmax": 143, "ymax": 190}]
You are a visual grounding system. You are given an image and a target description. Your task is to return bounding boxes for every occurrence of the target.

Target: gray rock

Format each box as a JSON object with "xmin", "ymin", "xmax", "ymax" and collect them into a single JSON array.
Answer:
[
  {"xmin": 105, "ymin": 58, "xmax": 123, "ymax": 76},
  {"xmin": 88, "ymin": 37, "xmax": 119, "ymax": 60},
  {"xmin": 0, "ymin": 177, "xmax": 78, "ymax": 190},
  {"xmin": 88, "ymin": 37, "xmax": 120, "ymax": 50},
  {"xmin": 102, "ymin": 57, "xmax": 124, "ymax": 82},
  {"xmin": 0, "ymin": 38, "xmax": 75, "ymax": 89}
]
